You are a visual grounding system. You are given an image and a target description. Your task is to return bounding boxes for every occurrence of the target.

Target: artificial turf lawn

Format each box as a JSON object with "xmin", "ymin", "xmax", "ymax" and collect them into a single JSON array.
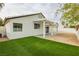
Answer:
[{"xmin": 0, "ymin": 36, "xmax": 79, "ymax": 56}]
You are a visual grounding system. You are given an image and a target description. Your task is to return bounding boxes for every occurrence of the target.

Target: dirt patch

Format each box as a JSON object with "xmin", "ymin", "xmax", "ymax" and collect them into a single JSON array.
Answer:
[{"xmin": 0, "ymin": 38, "xmax": 9, "ymax": 42}]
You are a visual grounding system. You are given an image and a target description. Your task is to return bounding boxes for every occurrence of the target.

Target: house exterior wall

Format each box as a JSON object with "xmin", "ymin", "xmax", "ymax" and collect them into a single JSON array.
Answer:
[{"xmin": 5, "ymin": 14, "xmax": 44, "ymax": 39}]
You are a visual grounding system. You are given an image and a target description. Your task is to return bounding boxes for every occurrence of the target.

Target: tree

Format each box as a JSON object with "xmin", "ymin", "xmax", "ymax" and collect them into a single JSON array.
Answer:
[
  {"xmin": 0, "ymin": 3, "xmax": 4, "ymax": 9},
  {"xmin": 60, "ymin": 3, "xmax": 79, "ymax": 28},
  {"xmin": 0, "ymin": 18, "xmax": 3, "ymax": 26},
  {"xmin": 0, "ymin": 3, "xmax": 4, "ymax": 26}
]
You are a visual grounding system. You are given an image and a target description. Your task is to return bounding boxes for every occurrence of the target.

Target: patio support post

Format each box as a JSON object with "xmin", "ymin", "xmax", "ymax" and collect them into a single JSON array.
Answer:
[{"xmin": 43, "ymin": 20, "xmax": 45, "ymax": 38}]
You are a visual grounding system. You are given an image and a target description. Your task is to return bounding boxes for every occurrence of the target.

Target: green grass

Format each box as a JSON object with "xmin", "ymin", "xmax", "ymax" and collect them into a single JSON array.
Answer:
[{"xmin": 0, "ymin": 36, "xmax": 79, "ymax": 56}]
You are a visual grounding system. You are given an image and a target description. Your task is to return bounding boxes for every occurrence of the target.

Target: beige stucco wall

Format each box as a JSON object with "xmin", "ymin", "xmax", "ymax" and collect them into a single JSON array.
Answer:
[{"xmin": 0, "ymin": 26, "xmax": 6, "ymax": 36}]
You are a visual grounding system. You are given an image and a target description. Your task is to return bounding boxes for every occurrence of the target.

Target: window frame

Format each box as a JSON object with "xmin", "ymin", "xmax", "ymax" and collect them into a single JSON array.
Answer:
[
  {"xmin": 34, "ymin": 23, "xmax": 40, "ymax": 29},
  {"xmin": 13, "ymin": 23, "xmax": 23, "ymax": 32}
]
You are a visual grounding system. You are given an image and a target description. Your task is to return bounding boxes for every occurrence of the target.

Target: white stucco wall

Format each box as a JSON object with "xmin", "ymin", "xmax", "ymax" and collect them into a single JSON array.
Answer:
[{"xmin": 5, "ymin": 14, "xmax": 44, "ymax": 39}]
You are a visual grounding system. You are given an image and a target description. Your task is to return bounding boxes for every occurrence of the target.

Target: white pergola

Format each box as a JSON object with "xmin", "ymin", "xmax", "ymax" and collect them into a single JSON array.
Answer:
[{"xmin": 34, "ymin": 18, "xmax": 58, "ymax": 38}]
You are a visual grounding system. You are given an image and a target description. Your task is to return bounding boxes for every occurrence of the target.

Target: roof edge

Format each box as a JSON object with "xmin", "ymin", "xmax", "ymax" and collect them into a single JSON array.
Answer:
[{"xmin": 4, "ymin": 12, "xmax": 45, "ymax": 20}]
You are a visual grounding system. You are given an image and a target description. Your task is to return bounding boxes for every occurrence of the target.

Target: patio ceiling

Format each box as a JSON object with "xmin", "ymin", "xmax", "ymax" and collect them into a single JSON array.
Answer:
[{"xmin": 34, "ymin": 18, "xmax": 57, "ymax": 26}]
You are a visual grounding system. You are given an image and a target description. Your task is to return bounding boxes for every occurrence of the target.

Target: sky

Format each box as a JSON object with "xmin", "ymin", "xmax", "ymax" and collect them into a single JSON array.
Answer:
[{"xmin": 0, "ymin": 3, "xmax": 62, "ymax": 22}]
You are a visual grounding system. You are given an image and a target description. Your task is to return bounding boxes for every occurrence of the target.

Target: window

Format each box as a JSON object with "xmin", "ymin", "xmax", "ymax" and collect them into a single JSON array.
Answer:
[
  {"xmin": 34, "ymin": 23, "xmax": 40, "ymax": 29},
  {"xmin": 13, "ymin": 23, "xmax": 22, "ymax": 32}
]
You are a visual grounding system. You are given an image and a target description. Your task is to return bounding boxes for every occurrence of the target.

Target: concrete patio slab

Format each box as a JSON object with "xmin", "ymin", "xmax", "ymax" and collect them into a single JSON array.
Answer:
[{"xmin": 48, "ymin": 32, "xmax": 79, "ymax": 46}]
